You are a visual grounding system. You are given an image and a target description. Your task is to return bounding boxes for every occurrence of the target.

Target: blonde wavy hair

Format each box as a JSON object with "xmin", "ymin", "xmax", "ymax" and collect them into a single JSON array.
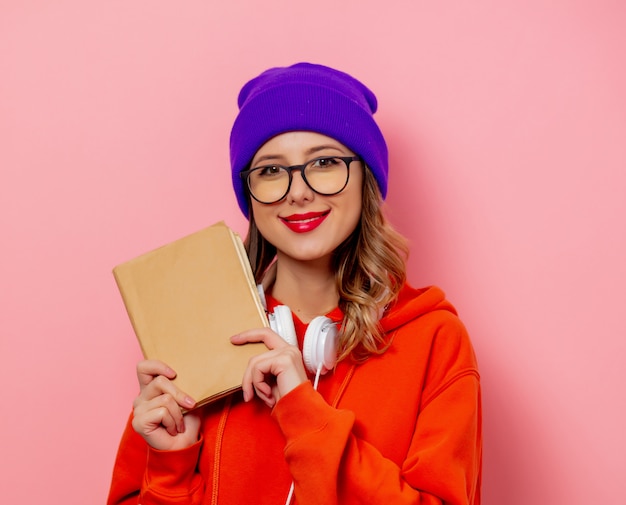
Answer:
[{"xmin": 244, "ymin": 168, "xmax": 409, "ymax": 362}]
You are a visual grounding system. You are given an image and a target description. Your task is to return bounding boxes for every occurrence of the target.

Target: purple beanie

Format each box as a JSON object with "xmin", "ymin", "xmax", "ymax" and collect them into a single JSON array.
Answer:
[{"xmin": 229, "ymin": 62, "xmax": 388, "ymax": 217}]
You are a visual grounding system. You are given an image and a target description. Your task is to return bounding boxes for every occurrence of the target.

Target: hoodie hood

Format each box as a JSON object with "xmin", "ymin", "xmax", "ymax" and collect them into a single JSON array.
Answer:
[{"xmin": 380, "ymin": 284, "xmax": 458, "ymax": 334}]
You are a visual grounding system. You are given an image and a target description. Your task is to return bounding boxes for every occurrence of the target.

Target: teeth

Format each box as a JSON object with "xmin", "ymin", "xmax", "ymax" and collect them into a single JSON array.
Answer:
[{"xmin": 286, "ymin": 215, "xmax": 321, "ymax": 223}]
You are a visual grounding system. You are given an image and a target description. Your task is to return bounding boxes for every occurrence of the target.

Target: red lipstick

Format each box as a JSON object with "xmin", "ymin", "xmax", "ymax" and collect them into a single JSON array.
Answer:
[{"xmin": 280, "ymin": 211, "xmax": 329, "ymax": 233}]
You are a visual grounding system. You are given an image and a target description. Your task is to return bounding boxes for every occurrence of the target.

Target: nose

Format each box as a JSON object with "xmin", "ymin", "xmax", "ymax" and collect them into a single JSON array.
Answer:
[{"xmin": 286, "ymin": 169, "xmax": 314, "ymax": 204}]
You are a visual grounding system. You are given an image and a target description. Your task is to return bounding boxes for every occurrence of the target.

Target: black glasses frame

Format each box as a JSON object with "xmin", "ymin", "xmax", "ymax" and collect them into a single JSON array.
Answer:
[{"xmin": 240, "ymin": 156, "xmax": 362, "ymax": 204}]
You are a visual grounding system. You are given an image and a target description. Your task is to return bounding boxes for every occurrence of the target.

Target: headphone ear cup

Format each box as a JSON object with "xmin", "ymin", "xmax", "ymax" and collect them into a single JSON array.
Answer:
[
  {"xmin": 268, "ymin": 305, "xmax": 298, "ymax": 346},
  {"xmin": 302, "ymin": 316, "xmax": 338, "ymax": 374}
]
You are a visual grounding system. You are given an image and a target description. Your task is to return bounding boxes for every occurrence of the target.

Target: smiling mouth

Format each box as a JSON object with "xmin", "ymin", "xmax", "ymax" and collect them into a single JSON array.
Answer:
[
  {"xmin": 280, "ymin": 211, "xmax": 330, "ymax": 232},
  {"xmin": 281, "ymin": 211, "xmax": 329, "ymax": 222}
]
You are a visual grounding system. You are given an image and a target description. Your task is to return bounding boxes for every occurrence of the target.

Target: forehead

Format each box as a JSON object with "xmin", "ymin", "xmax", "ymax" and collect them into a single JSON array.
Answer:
[{"xmin": 252, "ymin": 131, "xmax": 353, "ymax": 164}]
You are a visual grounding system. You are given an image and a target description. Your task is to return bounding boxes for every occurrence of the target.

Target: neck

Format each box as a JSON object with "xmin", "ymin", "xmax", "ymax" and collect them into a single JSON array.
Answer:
[{"xmin": 270, "ymin": 255, "xmax": 339, "ymax": 323}]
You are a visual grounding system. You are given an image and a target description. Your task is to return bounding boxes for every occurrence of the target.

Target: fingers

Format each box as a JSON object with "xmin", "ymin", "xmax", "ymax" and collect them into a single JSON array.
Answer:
[
  {"xmin": 135, "ymin": 360, "xmax": 196, "ymax": 409},
  {"xmin": 131, "ymin": 359, "xmax": 198, "ymax": 449},
  {"xmin": 247, "ymin": 364, "xmax": 276, "ymax": 407},
  {"xmin": 233, "ymin": 329, "xmax": 283, "ymax": 405},
  {"xmin": 231, "ymin": 328, "xmax": 308, "ymax": 408},
  {"xmin": 133, "ymin": 393, "xmax": 184, "ymax": 436},
  {"xmin": 184, "ymin": 411, "xmax": 202, "ymax": 436},
  {"xmin": 134, "ymin": 372, "xmax": 197, "ymax": 427},
  {"xmin": 230, "ymin": 327, "xmax": 288, "ymax": 350},
  {"xmin": 240, "ymin": 345, "xmax": 308, "ymax": 408},
  {"xmin": 131, "ymin": 401, "xmax": 202, "ymax": 451},
  {"xmin": 136, "ymin": 359, "xmax": 177, "ymax": 387},
  {"xmin": 135, "ymin": 374, "xmax": 195, "ymax": 409}
]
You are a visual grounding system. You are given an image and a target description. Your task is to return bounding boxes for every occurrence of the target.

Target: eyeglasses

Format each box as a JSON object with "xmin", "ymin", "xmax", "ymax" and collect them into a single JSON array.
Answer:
[{"xmin": 240, "ymin": 156, "xmax": 362, "ymax": 204}]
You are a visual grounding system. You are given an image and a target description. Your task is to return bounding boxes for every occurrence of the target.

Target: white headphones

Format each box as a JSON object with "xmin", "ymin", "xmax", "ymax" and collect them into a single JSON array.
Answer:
[{"xmin": 257, "ymin": 285, "xmax": 338, "ymax": 375}]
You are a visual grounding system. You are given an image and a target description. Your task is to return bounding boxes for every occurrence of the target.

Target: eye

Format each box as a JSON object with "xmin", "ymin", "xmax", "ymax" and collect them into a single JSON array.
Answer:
[
  {"xmin": 311, "ymin": 157, "xmax": 341, "ymax": 168},
  {"xmin": 255, "ymin": 165, "xmax": 284, "ymax": 177}
]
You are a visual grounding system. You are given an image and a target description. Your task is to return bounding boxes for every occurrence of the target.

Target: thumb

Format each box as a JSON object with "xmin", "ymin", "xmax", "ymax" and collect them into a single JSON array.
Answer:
[{"xmin": 184, "ymin": 411, "xmax": 202, "ymax": 436}]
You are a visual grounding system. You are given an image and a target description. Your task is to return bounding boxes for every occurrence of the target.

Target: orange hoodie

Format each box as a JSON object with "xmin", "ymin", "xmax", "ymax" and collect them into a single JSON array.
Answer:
[{"xmin": 107, "ymin": 283, "xmax": 481, "ymax": 504}]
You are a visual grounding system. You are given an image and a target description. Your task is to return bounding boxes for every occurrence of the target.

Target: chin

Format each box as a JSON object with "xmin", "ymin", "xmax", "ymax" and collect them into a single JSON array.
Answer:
[{"xmin": 281, "ymin": 246, "xmax": 334, "ymax": 264}]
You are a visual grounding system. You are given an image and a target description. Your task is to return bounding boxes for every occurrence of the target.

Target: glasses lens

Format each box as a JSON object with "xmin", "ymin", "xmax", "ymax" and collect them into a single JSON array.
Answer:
[
  {"xmin": 247, "ymin": 166, "xmax": 289, "ymax": 203},
  {"xmin": 304, "ymin": 157, "xmax": 349, "ymax": 195},
  {"xmin": 246, "ymin": 157, "xmax": 352, "ymax": 203}
]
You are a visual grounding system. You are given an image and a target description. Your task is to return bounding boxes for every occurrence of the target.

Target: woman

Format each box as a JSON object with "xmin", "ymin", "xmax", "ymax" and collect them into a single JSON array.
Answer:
[{"xmin": 108, "ymin": 62, "xmax": 482, "ymax": 505}]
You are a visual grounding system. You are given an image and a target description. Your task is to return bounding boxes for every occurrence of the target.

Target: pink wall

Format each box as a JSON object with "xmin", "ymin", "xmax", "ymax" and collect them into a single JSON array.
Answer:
[{"xmin": 1, "ymin": 1, "xmax": 624, "ymax": 503}]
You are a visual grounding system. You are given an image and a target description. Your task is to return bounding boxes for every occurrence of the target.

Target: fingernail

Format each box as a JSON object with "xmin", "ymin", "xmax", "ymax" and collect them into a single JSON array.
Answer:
[
  {"xmin": 184, "ymin": 396, "xmax": 195, "ymax": 407},
  {"xmin": 243, "ymin": 390, "xmax": 250, "ymax": 402}
]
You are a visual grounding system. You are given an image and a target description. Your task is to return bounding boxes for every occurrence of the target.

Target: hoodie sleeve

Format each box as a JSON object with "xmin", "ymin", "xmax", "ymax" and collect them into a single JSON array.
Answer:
[
  {"xmin": 271, "ymin": 316, "xmax": 481, "ymax": 505},
  {"xmin": 107, "ymin": 415, "xmax": 205, "ymax": 505}
]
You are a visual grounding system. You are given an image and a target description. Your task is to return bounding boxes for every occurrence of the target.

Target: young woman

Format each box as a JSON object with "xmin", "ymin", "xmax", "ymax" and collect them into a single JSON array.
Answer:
[{"xmin": 108, "ymin": 62, "xmax": 482, "ymax": 505}]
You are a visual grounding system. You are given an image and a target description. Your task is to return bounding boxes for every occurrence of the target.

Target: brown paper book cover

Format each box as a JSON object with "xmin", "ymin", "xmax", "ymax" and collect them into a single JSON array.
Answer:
[{"xmin": 112, "ymin": 221, "xmax": 268, "ymax": 409}]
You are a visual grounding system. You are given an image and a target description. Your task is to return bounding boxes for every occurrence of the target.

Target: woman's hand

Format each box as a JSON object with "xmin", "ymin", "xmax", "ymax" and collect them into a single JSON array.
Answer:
[
  {"xmin": 231, "ymin": 328, "xmax": 308, "ymax": 408},
  {"xmin": 131, "ymin": 359, "xmax": 201, "ymax": 451}
]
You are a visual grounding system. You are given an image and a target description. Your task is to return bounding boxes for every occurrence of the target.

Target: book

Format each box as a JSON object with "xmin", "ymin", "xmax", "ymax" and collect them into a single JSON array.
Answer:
[{"xmin": 113, "ymin": 221, "xmax": 268, "ymax": 409}]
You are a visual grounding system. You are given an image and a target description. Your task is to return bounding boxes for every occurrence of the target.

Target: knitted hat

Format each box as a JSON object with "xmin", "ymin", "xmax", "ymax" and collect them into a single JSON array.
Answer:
[{"xmin": 229, "ymin": 62, "xmax": 388, "ymax": 217}]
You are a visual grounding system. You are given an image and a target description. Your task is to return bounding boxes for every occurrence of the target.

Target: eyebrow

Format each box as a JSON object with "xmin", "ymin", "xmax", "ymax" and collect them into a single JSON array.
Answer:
[{"xmin": 253, "ymin": 144, "xmax": 348, "ymax": 165}]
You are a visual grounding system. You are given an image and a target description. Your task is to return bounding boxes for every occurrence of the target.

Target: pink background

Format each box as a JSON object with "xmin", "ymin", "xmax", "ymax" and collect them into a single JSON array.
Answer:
[{"xmin": 1, "ymin": 1, "xmax": 624, "ymax": 503}]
